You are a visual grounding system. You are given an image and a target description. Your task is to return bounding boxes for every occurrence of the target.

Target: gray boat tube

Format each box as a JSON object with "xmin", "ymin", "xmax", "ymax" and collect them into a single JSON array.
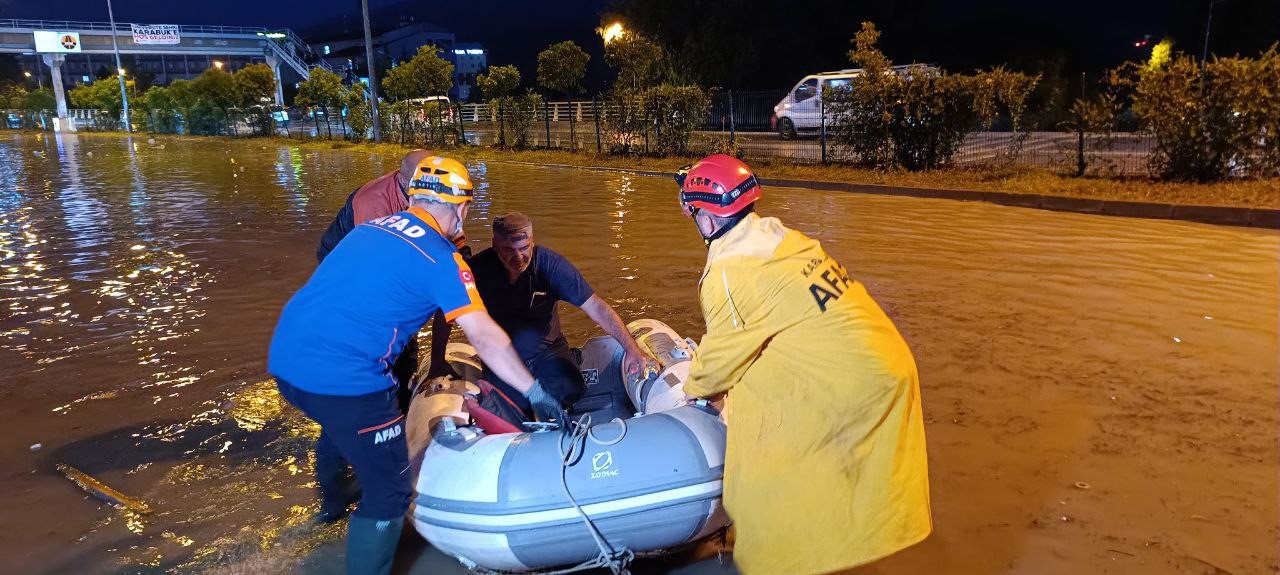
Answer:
[{"xmin": 408, "ymin": 320, "xmax": 730, "ymax": 573}]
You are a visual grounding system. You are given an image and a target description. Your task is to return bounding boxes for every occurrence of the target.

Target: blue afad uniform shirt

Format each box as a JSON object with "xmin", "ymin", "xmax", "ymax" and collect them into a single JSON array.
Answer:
[{"xmin": 269, "ymin": 207, "xmax": 485, "ymax": 396}]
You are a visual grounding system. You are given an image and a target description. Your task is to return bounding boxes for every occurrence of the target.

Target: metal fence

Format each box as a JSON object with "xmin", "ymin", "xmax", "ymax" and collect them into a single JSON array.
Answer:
[{"xmin": 5, "ymin": 92, "xmax": 1156, "ymax": 177}]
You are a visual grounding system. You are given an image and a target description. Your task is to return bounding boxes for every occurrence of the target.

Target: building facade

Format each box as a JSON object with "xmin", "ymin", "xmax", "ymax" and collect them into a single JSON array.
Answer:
[{"xmin": 309, "ymin": 21, "xmax": 484, "ymax": 101}]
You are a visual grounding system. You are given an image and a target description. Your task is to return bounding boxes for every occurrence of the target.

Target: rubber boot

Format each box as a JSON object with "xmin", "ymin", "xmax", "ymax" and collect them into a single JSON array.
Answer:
[{"xmin": 346, "ymin": 515, "xmax": 403, "ymax": 575}]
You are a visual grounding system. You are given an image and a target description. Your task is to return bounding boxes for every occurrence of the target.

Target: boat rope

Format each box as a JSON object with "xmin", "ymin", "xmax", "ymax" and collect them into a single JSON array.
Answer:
[
  {"xmin": 586, "ymin": 416, "xmax": 627, "ymax": 446},
  {"xmin": 553, "ymin": 413, "xmax": 635, "ymax": 575}
]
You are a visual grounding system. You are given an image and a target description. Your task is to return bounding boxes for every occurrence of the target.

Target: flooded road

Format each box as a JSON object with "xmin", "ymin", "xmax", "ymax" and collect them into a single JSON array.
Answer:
[{"xmin": 1, "ymin": 133, "xmax": 1276, "ymax": 575}]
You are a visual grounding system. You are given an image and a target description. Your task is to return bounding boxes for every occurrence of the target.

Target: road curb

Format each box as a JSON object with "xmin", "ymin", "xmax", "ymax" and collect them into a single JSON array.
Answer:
[{"xmin": 488, "ymin": 160, "xmax": 1280, "ymax": 230}]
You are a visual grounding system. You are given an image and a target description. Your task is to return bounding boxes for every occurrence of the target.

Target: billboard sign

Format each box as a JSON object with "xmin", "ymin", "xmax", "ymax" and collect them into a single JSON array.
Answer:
[
  {"xmin": 131, "ymin": 24, "xmax": 181, "ymax": 45},
  {"xmin": 33, "ymin": 31, "xmax": 82, "ymax": 53}
]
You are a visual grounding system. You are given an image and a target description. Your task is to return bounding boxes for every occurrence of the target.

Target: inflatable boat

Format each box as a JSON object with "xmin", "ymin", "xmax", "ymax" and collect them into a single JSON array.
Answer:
[{"xmin": 406, "ymin": 320, "xmax": 729, "ymax": 573}]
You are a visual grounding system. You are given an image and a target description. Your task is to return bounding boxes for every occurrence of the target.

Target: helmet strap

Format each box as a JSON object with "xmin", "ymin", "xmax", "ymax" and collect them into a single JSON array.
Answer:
[{"xmin": 699, "ymin": 205, "xmax": 754, "ymax": 246}]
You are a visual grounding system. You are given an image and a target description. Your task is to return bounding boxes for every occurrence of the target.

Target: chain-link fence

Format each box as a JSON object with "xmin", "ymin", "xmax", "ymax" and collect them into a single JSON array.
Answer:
[{"xmin": 7, "ymin": 90, "xmax": 1157, "ymax": 176}]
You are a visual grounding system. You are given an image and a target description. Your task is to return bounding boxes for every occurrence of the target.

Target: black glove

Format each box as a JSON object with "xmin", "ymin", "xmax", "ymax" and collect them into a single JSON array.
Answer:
[{"xmin": 524, "ymin": 379, "xmax": 562, "ymax": 423}]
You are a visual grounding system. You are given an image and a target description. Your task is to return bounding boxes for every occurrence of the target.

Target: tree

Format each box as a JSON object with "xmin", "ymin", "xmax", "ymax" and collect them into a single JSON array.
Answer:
[
  {"xmin": 22, "ymin": 88, "xmax": 55, "ymax": 112},
  {"xmin": 138, "ymin": 85, "xmax": 181, "ymax": 133},
  {"xmin": 381, "ymin": 45, "xmax": 454, "ymax": 101},
  {"xmin": 476, "ymin": 65, "xmax": 521, "ymax": 100},
  {"xmin": 537, "ymin": 41, "xmax": 590, "ymax": 97},
  {"xmin": 233, "ymin": 64, "xmax": 277, "ymax": 135},
  {"xmin": 476, "ymin": 65, "xmax": 522, "ymax": 146},
  {"xmin": 295, "ymin": 68, "xmax": 345, "ymax": 138},
  {"xmin": 0, "ymin": 80, "xmax": 26, "ymax": 109},
  {"xmin": 605, "ymin": 33, "xmax": 664, "ymax": 90},
  {"xmin": 192, "ymin": 68, "xmax": 238, "ymax": 112},
  {"xmin": 68, "ymin": 77, "xmax": 137, "ymax": 121},
  {"xmin": 234, "ymin": 63, "xmax": 276, "ymax": 107},
  {"xmin": 167, "ymin": 79, "xmax": 198, "ymax": 116}
]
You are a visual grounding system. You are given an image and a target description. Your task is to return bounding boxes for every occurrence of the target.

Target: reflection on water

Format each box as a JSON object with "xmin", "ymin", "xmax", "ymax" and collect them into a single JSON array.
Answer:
[{"xmin": 0, "ymin": 134, "xmax": 1276, "ymax": 574}]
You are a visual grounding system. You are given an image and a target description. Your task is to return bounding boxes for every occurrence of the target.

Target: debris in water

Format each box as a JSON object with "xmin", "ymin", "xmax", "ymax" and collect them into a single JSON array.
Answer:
[
  {"xmin": 56, "ymin": 463, "xmax": 153, "ymax": 514},
  {"xmin": 147, "ymin": 138, "xmax": 156, "ymax": 145},
  {"xmin": 1203, "ymin": 316, "xmax": 1213, "ymax": 320},
  {"xmin": 1074, "ymin": 482, "xmax": 1091, "ymax": 490},
  {"xmin": 1172, "ymin": 337, "xmax": 1181, "ymax": 343},
  {"xmin": 30, "ymin": 443, "xmax": 42, "ymax": 451}
]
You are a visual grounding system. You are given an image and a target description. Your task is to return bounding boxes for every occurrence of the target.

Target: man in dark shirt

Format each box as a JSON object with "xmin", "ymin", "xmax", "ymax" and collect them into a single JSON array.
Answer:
[{"xmin": 466, "ymin": 212, "xmax": 652, "ymax": 415}]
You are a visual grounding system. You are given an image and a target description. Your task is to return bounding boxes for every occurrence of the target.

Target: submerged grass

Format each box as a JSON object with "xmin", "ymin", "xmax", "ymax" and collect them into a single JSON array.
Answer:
[{"xmin": 57, "ymin": 131, "xmax": 1280, "ymax": 209}]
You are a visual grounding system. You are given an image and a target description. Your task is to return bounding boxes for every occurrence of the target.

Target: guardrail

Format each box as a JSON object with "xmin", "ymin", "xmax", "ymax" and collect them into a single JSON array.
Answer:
[
  {"xmin": 1, "ymin": 17, "xmax": 326, "ymax": 78},
  {"xmin": 0, "ymin": 19, "xmax": 281, "ymax": 38},
  {"xmin": 458, "ymin": 101, "xmax": 597, "ymax": 123}
]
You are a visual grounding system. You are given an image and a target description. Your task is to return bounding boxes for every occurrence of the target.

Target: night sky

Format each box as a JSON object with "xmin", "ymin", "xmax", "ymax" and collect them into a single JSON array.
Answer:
[{"xmin": 2, "ymin": 0, "xmax": 1275, "ymax": 90}]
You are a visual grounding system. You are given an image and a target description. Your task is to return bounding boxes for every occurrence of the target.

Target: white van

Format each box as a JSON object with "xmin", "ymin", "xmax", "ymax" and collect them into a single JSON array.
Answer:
[
  {"xmin": 771, "ymin": 65, "xmax": 932, "ymax": 139},
  {"xmin": 771, "ymin": 69, "xmax": 860, "ymax": 139},
  {"xmin": 406, "ymin": 95, "xmax": 454, "ymax": 123}
]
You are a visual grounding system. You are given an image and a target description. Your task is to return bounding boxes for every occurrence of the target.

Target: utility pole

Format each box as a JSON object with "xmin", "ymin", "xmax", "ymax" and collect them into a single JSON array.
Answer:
[
  {"xmin": 106, "ymin": 0, "xmax": 131, "ymax": 132},
  {"xmin": 362, "ymin": 0, "xmax": 381, "ymax": 142},
  {"xmin": 1202, "ymin": 0, "xmax": 1227, "ymax": 65}
]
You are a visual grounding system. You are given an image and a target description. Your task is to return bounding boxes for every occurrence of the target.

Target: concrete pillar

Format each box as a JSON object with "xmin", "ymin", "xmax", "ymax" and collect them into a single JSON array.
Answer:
[
  {"xmin": 42, "ymin": 53, "xmax": 74, "ymax": 132},
  {"xmin": 265, "ymin": 54, "xmax": 285, "ymax": 106}
]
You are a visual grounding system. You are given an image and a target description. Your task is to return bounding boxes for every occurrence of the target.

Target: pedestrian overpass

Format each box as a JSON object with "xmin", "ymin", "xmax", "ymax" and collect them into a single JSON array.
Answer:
[{"xmin": 0, "ymin": 19, "xmax": 332, "ymax": 130}]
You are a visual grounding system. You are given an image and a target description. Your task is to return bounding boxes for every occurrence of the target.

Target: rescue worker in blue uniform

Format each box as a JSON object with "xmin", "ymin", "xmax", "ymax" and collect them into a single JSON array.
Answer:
[{"xmin": 268, "ymin": 156, "xmax": 561, "ymax": 575}]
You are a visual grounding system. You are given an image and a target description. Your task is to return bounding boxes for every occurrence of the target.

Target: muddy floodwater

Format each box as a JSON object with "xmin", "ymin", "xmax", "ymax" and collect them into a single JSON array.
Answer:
[{"xmin": 1, "ymin": 133, "xmax": 1276, "ymax": 575}]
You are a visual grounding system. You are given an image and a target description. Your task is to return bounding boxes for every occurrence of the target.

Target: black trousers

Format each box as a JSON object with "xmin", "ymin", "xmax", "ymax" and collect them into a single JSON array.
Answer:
[
  {"xmin": 482, "ymin": 338, "xmax": 585, "ymax": 417},
  {"xmin": 275, "ymin": 379, "xmax": 411, "ymax": 520}
]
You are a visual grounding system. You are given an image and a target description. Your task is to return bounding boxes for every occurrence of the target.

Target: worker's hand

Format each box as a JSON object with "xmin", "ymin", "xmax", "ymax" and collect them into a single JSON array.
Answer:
[
  {"xmin": 523, "ymin": 379, "xmax": 562, "ymax": 423},
  {"xmin": 623, "ymin": 350, "xmax": 660, "ymax": 385}
]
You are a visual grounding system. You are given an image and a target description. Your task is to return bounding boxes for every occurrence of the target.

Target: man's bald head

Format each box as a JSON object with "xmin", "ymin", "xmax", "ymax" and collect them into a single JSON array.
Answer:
[{"xmin": 399, "ymin": 149, "xmax": 433, "ymax": 181}]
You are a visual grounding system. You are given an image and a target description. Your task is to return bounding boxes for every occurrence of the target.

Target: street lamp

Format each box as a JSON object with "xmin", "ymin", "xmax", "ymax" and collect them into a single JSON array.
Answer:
[
  {"xmin": 362, "ymin": 0, "xmax": 382, "ymax": 142},
  {"xmin": 598, "ymin": 22, "xmax": 626, "ymax": 45},
  {"xmin": 213, "ymin": 60, "xmax": 225, "ymax": 70},
  {"xmin": 118, "ymin": 67, "xmax": 126, "ymax": 76},
  {"xmin": 105, "ymin": 0, "xmax": 130, "ymax": 132}
]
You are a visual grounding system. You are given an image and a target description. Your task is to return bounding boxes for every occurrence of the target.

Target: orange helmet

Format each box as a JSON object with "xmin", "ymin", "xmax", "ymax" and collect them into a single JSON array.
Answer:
[
  {"xmin": 408, "ymin": 156, "xmax": 474, "ymax": 205},
  {"xmin": 675, "ymin": 154, "xmax": 761, "ymax": 217}
]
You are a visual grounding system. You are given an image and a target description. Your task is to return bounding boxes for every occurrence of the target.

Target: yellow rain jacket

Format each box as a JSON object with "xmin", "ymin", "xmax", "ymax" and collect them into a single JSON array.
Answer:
[{"xmin": 685, "ymin": 213, "xmax": 931, "ymax": 575}]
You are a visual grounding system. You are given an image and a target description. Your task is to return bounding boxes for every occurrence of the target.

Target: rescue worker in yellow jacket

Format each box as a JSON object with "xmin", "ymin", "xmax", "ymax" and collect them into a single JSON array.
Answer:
[{"xmin": 675, "ymin": 154, "xmax": 932, "ymax": 574}]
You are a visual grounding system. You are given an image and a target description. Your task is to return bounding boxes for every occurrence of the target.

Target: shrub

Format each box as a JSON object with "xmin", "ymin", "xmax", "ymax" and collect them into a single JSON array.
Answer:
[
  {"xmin": 1116, "ymin": 46, "xmax": 1280, "ymax": 180},
  {"xmin": 643, "ymin": 85, "xmax": 710, "ymax": 155},
  {"xmin": 503, "ymin": 91, "xmax": 543, "ymax": 148},
  {"xmin": 603, "ymin": 89, "xmax": 648, "ymax": 153},
  {"xmin": 825, "ymin": 22, "xmax": 1039, "ymax": 170},
  {"xmin": 345, "ymin": 86, "xmax": 371, "ymax": 142}
]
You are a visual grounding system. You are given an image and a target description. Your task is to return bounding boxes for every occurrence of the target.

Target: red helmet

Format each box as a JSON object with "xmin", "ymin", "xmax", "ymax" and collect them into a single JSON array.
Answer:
[{"xmin": 676, "ymin": 154, "xmax": 761, "ymax": 217}]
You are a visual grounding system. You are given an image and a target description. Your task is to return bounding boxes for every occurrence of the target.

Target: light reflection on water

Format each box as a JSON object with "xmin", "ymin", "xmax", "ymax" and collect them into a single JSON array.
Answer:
[{"xmin": 0, "ymin": 134, "xmax": 1276, "ymax": 574}]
